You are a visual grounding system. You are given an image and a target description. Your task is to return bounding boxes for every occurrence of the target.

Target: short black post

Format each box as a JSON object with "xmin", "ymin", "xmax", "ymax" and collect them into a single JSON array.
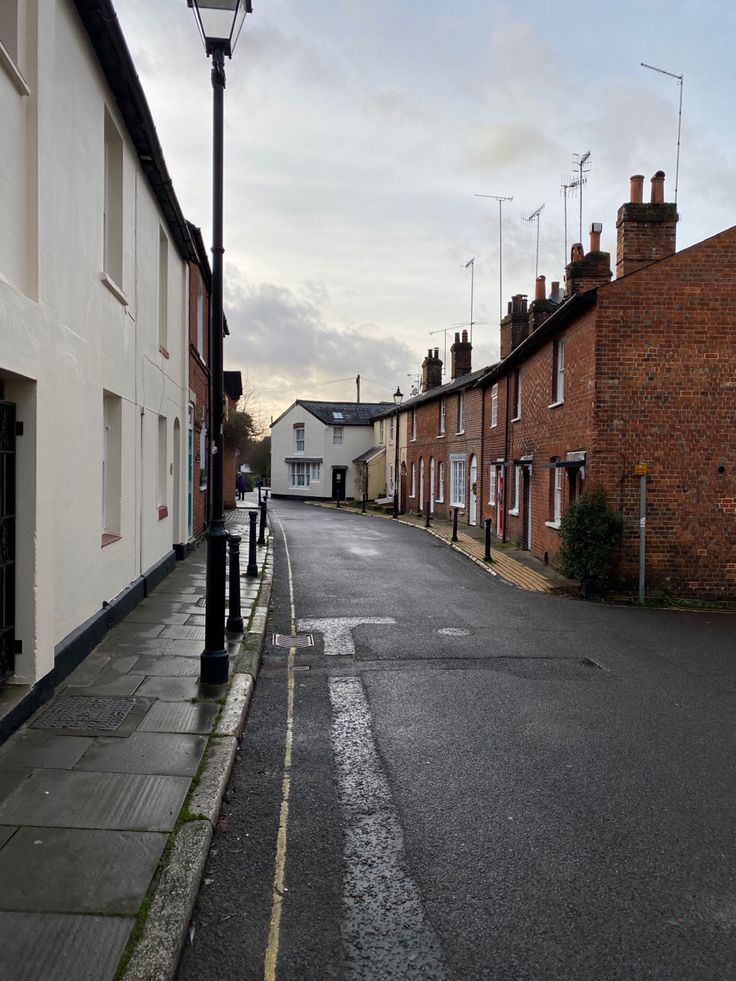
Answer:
[
  {"xmin": 425, "ymin": 508, "xmax": 431, "ymax": 528},
  {"xmin": 226, "ymin": 534, "xmax": 244, "ymax": 631},
  {"xmin": 257, "ymin": 483, "xmax": 262, "ymax": 505},
  {"xmin": 451, "ymin": 507, "xmax": 459, "ymax": 542},
  {"xmin": 265, "ymin": 488, "xmax": 269, "ymax": 502},
  {"xmin": 484, "ymin": 517, "xmax": 493, "ymax": 562},
  {"xmin": 246, "ymin": 509, "xmax": 259, "ymax": 577},
  {"xmin": 258, "ymin": 500, "xmax": 267, "ymax": 545}
]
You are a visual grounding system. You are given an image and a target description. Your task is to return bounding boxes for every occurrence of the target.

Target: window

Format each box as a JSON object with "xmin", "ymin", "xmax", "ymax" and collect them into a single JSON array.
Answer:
[
  {"xmin": 553, "ymin": 465, "xmax": 562, "ymax": 523},
  {"xmin": 290, "ymin": 462, "xmax": 309, "ymax": 487},
  {"xmin": 199, "ymin": 407, "xmax": 208, "ymax": 489},
  {"xmin": 196, "ymin": 284, "xmax": 204, "ymax": 359},
  {"xmin": 157, "ymin": 416, "xmax": 167, "ymax": 514},
  {"xmin": 510, "ymin": 465, "xmax": 521, "ymax": 514},
  {"xmin": 103, "ymin": 109, "xmax": 124, "ymax": 291},
  {"xmin": 488, "ymin": 464, "xmax": 497, "ymax": 505},
  {"xmin": 294, "ymin": 425, "xmax": 305, "ymax": 453},
  {"xmin": 158, "ymin": 228, "xmax": 168, "ymax": 351},
  {"xmin": 552, "ymin": 338, "xmax": 565, "ymax": 403},
  {"xmin": 311, "ymin": 463, "xmax": 321, "ymax": 482},
  {"xmin": 389, "ymin": 417, "xmax": 394, "ymax": 442},
  {"xmin": 388, "ymin": 464, "xmax": 394, "ymax": 495},
  {"xmin": 411, "ymin": 409, "xmax": 417, "ymax": 441},
  {"xmin": 102, "ymin": 392, "xmax": 122, "ymax": 540},
  {"xmin": 333, "ymin": 425, "xmax": 343, "ymax": 446},
  {"xmin": 490, "ymin": 384, "xmax": 498, "ymax": 428},
  {"xmin": 437, "ymin": 462, "xmax": 445, "ymax": 502},
  {"xmin": 457, "ymin": 392, "xmax": 465, "ymax": 433},
  {"xmin": 379, "ymin": 419, "xmax": 385, "ymax": 443},
  {"xmin": 512, "ymin": 370, "xmax": 522, "ymax": 420},
  {"xmin": 410, "ymin": 463, "xmax": 416, "ymax": 497},
  {"xmin": 439, "ymin": 399, "xmax": 446, "ymax": 434},
  {"xmin": 451, "ymin": 459, "xmax": 466, "ymax": 508}
]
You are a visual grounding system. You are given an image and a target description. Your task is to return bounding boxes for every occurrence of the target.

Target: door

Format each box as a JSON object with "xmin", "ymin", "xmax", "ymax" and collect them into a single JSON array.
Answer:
[
  {"xmin": 331, "ymin": 467, "xmax": 346, "ymax": 501},
  {"xmin": 469, "ymin": 455, "xmax": 478, "ymax": 526},
  {"xmin": 429, "ymin": 458, "xmax": 435, "ymax": 514},
  {"xmin": 173, "ymin": 418, "xmax": 181, "ymax": 544},
  {"xmin": 187, "ymin": 408, "xmax": 194, "ymax": 539},
  {"xmin": 419, "ymin": 459, "xmax": 424, "ymax": 513},
  {"xmin": 523, "ymin": 465, "xmax": 532, "ymax": 550},
  {"xmin": 0, "ymin": 401, "xmax": 16, "ymax": 682}
]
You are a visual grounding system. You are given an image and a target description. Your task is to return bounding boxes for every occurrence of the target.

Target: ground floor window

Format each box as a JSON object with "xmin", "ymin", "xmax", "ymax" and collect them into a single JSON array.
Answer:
[
  {"xmin": 510, "ymin": 465, "xmax": 520, "ymax": 514},
  {"xmin": 311, "ymin": 463, "xmax": 321, "ymax": 482},
  {"xmin": 437, "ymin": 461, "xmax": 444, "ymax": 502},
  {"xmin": 410, "ymin": 463, "xmax": 416, "ymax": 497},
  {"xmin": 488, "ymin": 464, "xmax": 497, "ymax": 505},
  {"xmin": 451, "ymin": 459, "xmax": 465, "ymax": 508},
  {"xmin": 290, "ymin": 462, "xmax": 309, "ymax": 487}
]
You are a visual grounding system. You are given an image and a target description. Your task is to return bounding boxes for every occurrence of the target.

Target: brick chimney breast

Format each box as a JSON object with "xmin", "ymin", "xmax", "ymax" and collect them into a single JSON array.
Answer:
[
  {"xmin": 421, "ymin": 347, "xmax": 443, "ymax": 392},
  {"xmin": 500, "ymin": 293, "xmax": 529, "ymax": 359},
  {"xmin": 616, "ymin": 170, "xmax": 678, "ymax": 278},
  {"xmin": 450, "ymin": 330, "xmax": 472, "ymax": 379},
  {"xmin": 565, "ymin": 228, "xmax": 612, "ymax": 296}
]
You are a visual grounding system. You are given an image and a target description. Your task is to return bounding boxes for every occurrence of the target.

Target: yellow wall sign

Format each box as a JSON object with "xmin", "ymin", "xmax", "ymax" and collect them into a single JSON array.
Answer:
[{"xmin": 634, "ymin": 463, "xmax": 648, "ymax": 476}]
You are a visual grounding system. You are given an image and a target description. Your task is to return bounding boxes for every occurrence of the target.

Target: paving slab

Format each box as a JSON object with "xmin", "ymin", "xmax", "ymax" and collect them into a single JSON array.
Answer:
[
  {"xmin": 63, "ymin": 674, "xmax": 146, "ymax": 697},
  {"xmin": 0, "ymin": 826, "xmax": 16, "ymax": 849},
  {"xmin": 131, "ymin": 655, "xmax": 200, "ymax": 677},
  {"xmin": 0, "ymin": 827, "xmax": 167, "ymax": 913},
  {"xmin": 136, "ymin": 676, "xmax": 202, "ymax": 701},
  {"xmin": 75, "ymin": 732, "xmax": 207, "ymax": 777},
  {"xmin": 124, "ymin": 610, "xmax": 190, "ymax": 625},
  {"xmin": 0, "ymin": 768, "xmax": 32, "ymax": 804},
  {"xmin": 160, "ymin": 624, "xmax": 206, "ymax": 640},
  {"xmin": 62, "ymin": 651, "xmax": 111, "ymax": 687},
  {"xmin": 185, "ymin": 614, "xmax": 206, "ymax": 626},
  {"xmin": 138, "ymin": 700, "xmax": 219, "ymax": 734},
  {"xmin": 0, "ymin": 731, "xmax": 93, "ymax": 769},
  {"xmin": 0, "ymin": 910, "xmax": 133, "ymax": 981},
  {"xmin": 0, "ymin": 769, "xmax": 189, "ymax": 831},
  {"xmin": 112, "ymin": 623, "xmax": 167, "ymax": 641}
]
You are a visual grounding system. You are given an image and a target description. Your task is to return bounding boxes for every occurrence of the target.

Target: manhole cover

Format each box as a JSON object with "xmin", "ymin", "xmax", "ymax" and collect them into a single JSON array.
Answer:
[
  {"xmin": 31, "ymin": 695, "xmax": 137, "ymax": 732},
  {"xmin": 272, "ymin": 633, "xmax": 314, "ymax": 649},
  {"xmin": 437, "ymin": 627, "xmax": 471, "ymax": 637}
]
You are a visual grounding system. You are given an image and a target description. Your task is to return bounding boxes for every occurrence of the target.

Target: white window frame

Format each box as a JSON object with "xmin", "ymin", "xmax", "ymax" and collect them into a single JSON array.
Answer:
[
  {"xmin": 510, "ymin": 465, "xmax": 521, "ymax": 514},
  {"xmin": 551, "ymin": 338, "xmax": 565, "ymax": 405},
  {"xmin": 439, "ymin": 399, "xmax": 446, "ymax": 434},
  {"xmin": 333, "ymin": 425, "xmax": 344, "ymax": 446},
  {"xmin": 294, "ymin": 425, "xmax": 305, "ymax": 453},
  {"xmin": 389, "ymin": 417, "xmax": 394, "ymax": 442},
  {"xmin": 512, "ymin": 371, "xmax": 522, "ymax": 421},
  {"xmin": 388, "ymin": 463, "xmax": 394, "ymax": 495},
  {"xmin": 450, "ymin": 459, "xmax": 466, "ymax": 508},
  {"xmin": 437, "ymin": 461, "xmax": 445, "ymax": 502},
  {"xmin": 457, "ymin": 391, "xmax": 465, "ymax": 434},
  {"xmin": 103, "ymin": 109, "xmax": 125, "ymax": 296},
  {"xmin": 158, "ymin": 227, "xmax": 169, "ymax": 351},
  {"xmin": 196, "ymin": 284, "xmax": 204, "ymax": 359},
  {"xmin": 379, "ymin": 419, "xmax": 385, "ymax": 443},
  {"xmin": 490, "ymin": 384, "xmax": 498, "ymax": 428},
  {"xmin": 488, "ymin": 464, "xmax": 497, "ymax": 505},
  {"xmin": 290, "ymin": 461, "xmax": 309, "ymax": 488},
  {"xmin": 410, "ymin": 462, "xmax": 416, "ymax": 497},
  {"xmin": 411, "ymin": 409, "xmax": 417, "ymax": 442},
  {"xmin": 310, "ymin": 463, "xmax": 321, "ymax": 482}
]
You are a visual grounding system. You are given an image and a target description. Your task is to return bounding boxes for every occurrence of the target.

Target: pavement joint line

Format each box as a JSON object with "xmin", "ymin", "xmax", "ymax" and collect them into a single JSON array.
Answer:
[{"xmin": 117, "ymin": 528, "xmax": 273, "ymax": 981}]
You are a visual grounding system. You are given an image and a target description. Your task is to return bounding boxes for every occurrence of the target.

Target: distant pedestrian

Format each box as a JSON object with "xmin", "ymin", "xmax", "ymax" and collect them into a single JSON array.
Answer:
[{"xmin": 236, "ymin": 472, "xmax": 247, "ymax": 501}]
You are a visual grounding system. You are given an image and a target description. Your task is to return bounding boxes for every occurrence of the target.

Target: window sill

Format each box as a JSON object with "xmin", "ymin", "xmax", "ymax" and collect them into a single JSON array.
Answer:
[
  {"xmin": 199, "ymin": 484, "xmax": 207, "ymax": 492},
  {"xmin": 545, "ymin": 520, "xmax": 561, "ymax": 530},
  {"xmin": 0, "ymin": 42, "xmax": 30, "ymax": 96},
  {"xmin": 455, "ymin": 431, "xmax": 465, "ymax": 436},
  {"xmin": 548, "ymin": 400, "xmax": 564, "ymax": 409},
  {"xmin": 101, "ymin": 272, "xmax": 129, "ymax": 306},
  {"xmin": 509, "ymin": 508, "xmax": 519, "ymax": 517},
  {"xmin": 101, "ymin": 532, "xmax": 121, "ymax": 548},
  {"xmin": 437, "ymin": 433, "xmax": 446, "ymax": 439},
  {"xmin": 158, "ymin": 505, "xmax": 169, "ymax": 521},
  {"xmin": 489, "ymin": 423, "xmax": 498, "ymax": 429},
  {"xmin": 511, "ymin": 416, "xmax": 521, "ymax": 424},
  {"xmin": 450, "ymin": 504, "xmax": 466, "ymax": 511}
]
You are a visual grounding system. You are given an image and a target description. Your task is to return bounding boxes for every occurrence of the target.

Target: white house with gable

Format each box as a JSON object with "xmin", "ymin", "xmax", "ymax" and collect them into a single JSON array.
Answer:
[
  {"xmin": 0, "ymin": 0, "xmax": 203, "ymax": 721},
  {"xmin": 270, "ymin": 401, "xmax": 391, "ymax": 500}
]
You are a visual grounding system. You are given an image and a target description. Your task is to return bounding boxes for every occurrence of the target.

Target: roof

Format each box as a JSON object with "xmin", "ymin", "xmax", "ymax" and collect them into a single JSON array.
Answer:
[
  {"xmin": 353, "ymin": 445, "xmax": 386, "ymax": 464},
  {"xmin": 224, "ymin": 371, "xmax": 243, "ymax": 402},
  {"xmin": 372, "ymin": 367, "xmax": 492, "ymax": 418},
  {"xmin": 272, "ymin": 400, "xmax": 392, "ymax": 428},
  {"xmin": 73, "ymin": 0, "xmax": 197, "ymax": 264}
]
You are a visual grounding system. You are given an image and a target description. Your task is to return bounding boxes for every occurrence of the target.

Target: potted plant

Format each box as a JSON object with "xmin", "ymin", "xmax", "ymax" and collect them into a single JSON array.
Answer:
[{"xmin": 558, "ymin": 486, "xmax": 621, "ymax": 598}]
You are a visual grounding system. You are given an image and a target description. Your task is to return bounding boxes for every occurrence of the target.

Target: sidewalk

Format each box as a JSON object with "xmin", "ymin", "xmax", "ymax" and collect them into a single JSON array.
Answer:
[
  {"xmin": 325, "ymin": 502, "xmax": 578, "ymax": 594},
  {"xmin": 0, "ymin": 501, "xmax": 271, "ymax": 981}
]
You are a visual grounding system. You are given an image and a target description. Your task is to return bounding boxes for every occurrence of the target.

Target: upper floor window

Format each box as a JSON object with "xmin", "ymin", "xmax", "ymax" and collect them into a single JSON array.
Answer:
[
  {"xmin": 490, "ymin": 384, "xmax": 498, "ymax": 428},
  {"xmin": 410, "ymin": 462, "xmax": 417, "ymax": 497},
  {"xmin": 457, "ymin": 391, "xmax": 465, "ymax": 433},
  {"xmin": 294, "ymin": 424, "xmax": 305, "ymax": 453},
  {"xmin": 379, "ymin": 419, "xmax": 385, "ymax": 443},
  {"xmin": 411, "ymin": 409, "xmax": 417, "ymax": 441},
  {"xmin": 333, "ymin": 425, "xmax": 343, "ymax": 446},
  {"xmin": 103, "ymin": 109, "xmax": 124, "ymax": 291},
  {"xmin": 389, "ymin": 416, "xmax": 394, "ymax": 442},
  {"xmin": 439, "ymin": 399, "xmax": 446, "ymax": 434},
  {"xmin": 552, "ymin": 338, "xmax": 565, "ymax": 403},
  {"xmin": 512, "ymin": 370, "xmax": 522, "ymax": 420},
  {"xmin": 196, "ymin": 282, "xmax": 205, "ymax": 359},
  {"xmin": 158, "ymin": 228, "xmax": 169, "ymax": 351}
]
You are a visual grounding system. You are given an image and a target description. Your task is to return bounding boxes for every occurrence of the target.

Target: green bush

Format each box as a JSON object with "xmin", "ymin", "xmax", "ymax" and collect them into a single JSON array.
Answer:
[{"xmin": 558, "ymin": 487, "xmax": 621, "ymax": 589}]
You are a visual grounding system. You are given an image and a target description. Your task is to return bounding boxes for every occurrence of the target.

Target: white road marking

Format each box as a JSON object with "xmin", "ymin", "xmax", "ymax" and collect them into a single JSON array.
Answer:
[
  {"xmin": 328, "ymin": 676, "xmax": 449, "ymax": 980},
  {"xmin": 297, "ymin": 616, "xmax": 395, "ymax": 657}
]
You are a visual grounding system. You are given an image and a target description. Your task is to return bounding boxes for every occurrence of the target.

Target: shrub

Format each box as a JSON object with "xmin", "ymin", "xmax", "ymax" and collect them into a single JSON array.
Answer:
[{"xmin": 558, "ymin": 486, "xmax": 621, "ymax": 590}]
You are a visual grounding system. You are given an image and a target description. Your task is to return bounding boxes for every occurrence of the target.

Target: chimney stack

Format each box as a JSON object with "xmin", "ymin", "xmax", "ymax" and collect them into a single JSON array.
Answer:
[
  {"xmin": 534, "ymin": 275, "xmax": 546, "ymax": 301},
  {"xmin": 616, "ymin": 170, "xmax": 677, "ymax": 278},
  {"xmin": 450, "ymin": 329, "xmax": 472, "ymax": 380},
  {"xmin": 421, "ymin": 347, "xmax": 443, "ymax": 392},
  {"xmin": 564, "ymin": 225, "xmax": 612, "ymax": 296},
  {"xmin": 499, "ymin": 294, "xmax": 529, "ymax": 359}
]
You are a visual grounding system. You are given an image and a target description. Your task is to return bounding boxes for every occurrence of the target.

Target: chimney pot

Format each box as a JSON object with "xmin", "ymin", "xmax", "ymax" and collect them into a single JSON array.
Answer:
[
  {"xmin": 651, "ymin": 170, "xmax": 665, "ymax": 204},
  {"xmin": 630, "ymin": 175, "xmax": 644, "ymax": 203},
  {"xmin": 571, "ymin": 242, "xmax": 585, "ymax": 263},
  {"xmin": 434, "ymin": 348, "xmax": 439, "ymax": 358},
  {"xmin": 534, "ymin": 275, "xmax": 546, "ymax": 301},
  {"xmin": 454, "ymin": 332, "xmax": 460, "ymax": 343},
  {"xmin": 461, "ymin": 329, "xmax": 468, "ymax": 343},
  {"xmin": 589, "ymin": 222, "xmax": 602, "ymax": 253}
]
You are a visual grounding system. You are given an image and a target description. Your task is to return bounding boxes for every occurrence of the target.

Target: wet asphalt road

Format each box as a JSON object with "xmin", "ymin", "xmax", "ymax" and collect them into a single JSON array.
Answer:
[{"xmin": 177, "ymin": 499, "xmax": 736, "ymax": 981}]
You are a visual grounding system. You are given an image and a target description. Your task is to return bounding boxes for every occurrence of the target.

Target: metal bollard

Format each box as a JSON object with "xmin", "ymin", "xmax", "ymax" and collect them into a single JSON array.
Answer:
[
  {"xmin": 226, "ymin": 534, "xmax": 244, "ymax": 631},
  {"xmin": 451, "ymin": 507, "xmax": 459, "ymax": 542},
  {"xmin": 484, "ymin": 517, "xmax": 493, "ymax": 562},
  {"xmin": 257, "ymin": 483, "xmax": 262, "ymax": 505},
  {"xmin": 258, "ymin": 500, "xmax": 267, "ymax": 545},
  {"xmin": 425, "ymin": 508, "xmax": 431, "ymax": 528},
  {"xmin": 264, "ymin": 488, "xmax": 269, "ymax": 502},
  {"xmin": 246, "ymin": 510, "xmax": 259, "ymax": 577}
]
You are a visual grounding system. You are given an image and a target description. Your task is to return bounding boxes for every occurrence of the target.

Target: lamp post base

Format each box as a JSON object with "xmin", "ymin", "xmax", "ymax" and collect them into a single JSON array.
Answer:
[{"xmin": 201, "ymin": 519, "xmax": 229, "ymax": 685}]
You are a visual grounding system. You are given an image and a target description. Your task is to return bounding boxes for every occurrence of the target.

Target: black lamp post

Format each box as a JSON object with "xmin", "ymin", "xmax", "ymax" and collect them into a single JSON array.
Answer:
[
  {"xmin": 188, "ymin": 0, "xmax": 252, "ymax": 685},
  {"xmin": 392, "ymin": 387, "xmax": 403, "ymax": 519}
]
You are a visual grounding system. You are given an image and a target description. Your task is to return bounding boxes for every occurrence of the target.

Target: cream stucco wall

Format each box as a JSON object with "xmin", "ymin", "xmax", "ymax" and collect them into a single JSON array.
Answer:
[{"xmin": 0, "ymin": 0, "xmax": 189, "ymax": 685}]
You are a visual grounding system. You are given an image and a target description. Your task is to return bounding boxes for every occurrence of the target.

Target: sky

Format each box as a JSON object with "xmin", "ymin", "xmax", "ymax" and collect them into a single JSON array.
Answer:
[{"xmin": 115, "ymin": 0, "xmax": 736, "ymax": 424}]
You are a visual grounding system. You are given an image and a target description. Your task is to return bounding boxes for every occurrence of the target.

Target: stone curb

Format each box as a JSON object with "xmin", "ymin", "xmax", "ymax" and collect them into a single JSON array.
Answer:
[{"xmin": 120, "ymin": 530, "xmax": 273, "ymax": 981}]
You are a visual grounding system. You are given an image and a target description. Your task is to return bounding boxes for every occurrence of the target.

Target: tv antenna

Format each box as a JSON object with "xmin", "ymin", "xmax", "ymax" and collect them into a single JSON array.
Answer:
[
  {"xmin": 475, "ymin": 193, "xmax": 513, "ymax": 323},
  {"xmin": 641, "ymin": 62, "xmax": 683, "ymax": 206},
  {"xmin": 572, "ymin": 151, "xmax": 591, "ymax": 244},
  {"xmin": 462, "ymin": 258, "xmax": 480, "ymax": 343},
  {"xmin": 522, "ymin": 204, "xmax": 545, "ymax": 279},
  {"xmin": 560, "ymin": 174, "xmax": 584, "ymax": 266},
  {"xmin": 428, "ymin": 326, "xmax": 456, "ymax": 378}
]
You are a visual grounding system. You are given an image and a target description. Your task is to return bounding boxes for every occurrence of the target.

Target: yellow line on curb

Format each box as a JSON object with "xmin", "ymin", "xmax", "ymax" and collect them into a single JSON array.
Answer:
[{"xmin": 264, "ymin": 511, "xmax": 296, "ymax": 981}]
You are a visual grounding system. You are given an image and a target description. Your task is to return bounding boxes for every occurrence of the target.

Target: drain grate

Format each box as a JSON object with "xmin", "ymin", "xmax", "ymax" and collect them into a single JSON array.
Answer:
[
  {"xmin": 31, "ymin": 695, "xmax": 137, "ymax": 732},
  {"xmin": 272, "ymin": 633, "xmax": 314, "ymax": 649}
]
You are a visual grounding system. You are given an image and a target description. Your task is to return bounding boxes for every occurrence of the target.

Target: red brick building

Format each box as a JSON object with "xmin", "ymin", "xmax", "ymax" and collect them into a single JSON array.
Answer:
[
  {"xmin": 477, "ymin": 171, "xmax": 736, "ymax": 600},
  {"xmin": 185, "ymin": 223, "xmax": 211, "ymax": 548},
  {"xmin": 402, "ymin": 331, "xmax": 489, "ymax": 527}
]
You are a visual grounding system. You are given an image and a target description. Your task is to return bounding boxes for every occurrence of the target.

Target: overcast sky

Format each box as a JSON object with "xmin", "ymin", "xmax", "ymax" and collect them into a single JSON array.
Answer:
[{"xmin": 115, "ymin": 0, "xmax": 736, "ymax": 422}]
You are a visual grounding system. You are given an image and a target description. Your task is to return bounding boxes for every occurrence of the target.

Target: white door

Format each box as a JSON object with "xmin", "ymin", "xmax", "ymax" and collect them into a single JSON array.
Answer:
[
  {"xmin": 419, "ymin": 459, "xmax": 425, "ymax": 511},
  {"xmin": 429, "ymin": 458, "xmax": 435, "ymax": 513},
  {"xmin": 469, "ymin": 455, "xmax": 478, "ymax": 525}
]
